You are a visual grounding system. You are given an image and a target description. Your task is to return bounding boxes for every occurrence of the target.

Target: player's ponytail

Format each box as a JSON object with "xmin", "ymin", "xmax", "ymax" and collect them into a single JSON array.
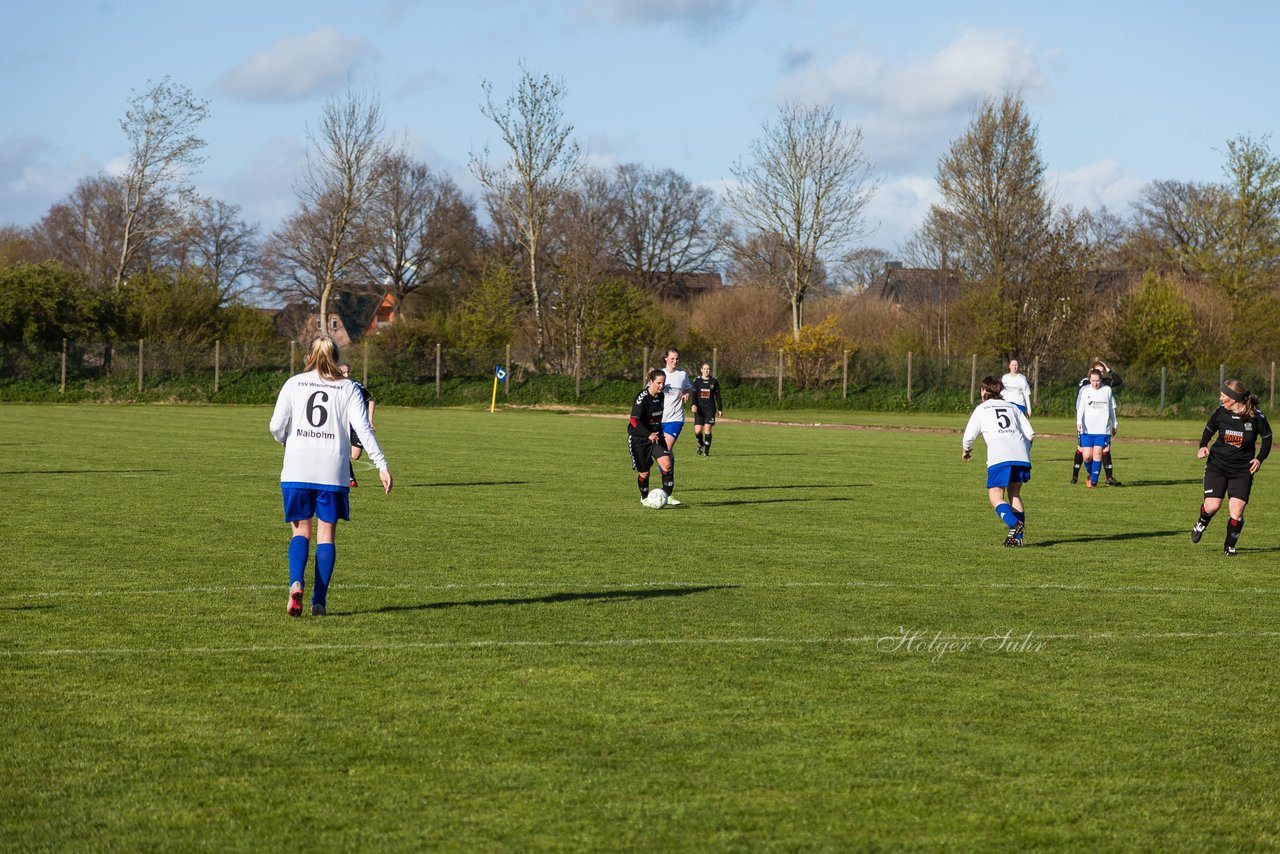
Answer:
[
  {"xmin": 305, "ymin": 337, "xmax": 343, "ymax": 382},
  {"xmin": 980, "ymin": 376, "xmax": 1003, "ymax": 401}
]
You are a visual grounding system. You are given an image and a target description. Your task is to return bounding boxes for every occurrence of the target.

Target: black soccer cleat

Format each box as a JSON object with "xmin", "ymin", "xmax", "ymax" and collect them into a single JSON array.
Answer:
[
  {"xmin": 1224, "ymin": 545, "xmax": 1237, "ymax": 557},
  {"xmin": 1004, "ymin": 521, "xmax": 1024, "ymax": 547},
  {"xmin": 1106, "ymin": 478, "xmax": 1123, "ymax": 487},
  {"xmin": 1070, "ymin": 475, "xmax": 1078, "ymax": 484},
  {"xmin": 1190, "ymin": 522, "xmax": 1206, "ymax": 544}
]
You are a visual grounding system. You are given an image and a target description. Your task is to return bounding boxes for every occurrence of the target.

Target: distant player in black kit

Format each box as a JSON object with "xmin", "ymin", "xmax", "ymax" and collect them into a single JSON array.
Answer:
[
  {"xmin": 339, "ymin": 363, "xmax": 375, "ymax": 487},
  {"xmin": 691, "ymin": 362, "xmax": 722, "ymax": 456},
  {"xmin": 628, "ymin": 369, "xmax": 674, "ymax": 504},
  {"xmin": 1072, "ymin": 359, "xmax": 1123, "ymax": 485},
  {"xmin": 1190, "ymin": 378, "xmax": 1272, "ymax": 556}
]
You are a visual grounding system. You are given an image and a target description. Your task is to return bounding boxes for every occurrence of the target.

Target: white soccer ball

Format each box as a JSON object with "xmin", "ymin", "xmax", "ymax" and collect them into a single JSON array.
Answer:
[{"xmin": 644, "ymin": 489, "xmax": 669, "ymax": 509}]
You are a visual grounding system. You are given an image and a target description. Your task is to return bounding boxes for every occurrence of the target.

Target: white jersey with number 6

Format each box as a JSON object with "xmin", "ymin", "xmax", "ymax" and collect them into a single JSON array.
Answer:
[
  {"xmin": 963, "ymin": 398, "xmax": 1035, "ymax": 467},
  {"xmin": 269, "ymin": 370, "xmax": 387, "ymax": 489}
]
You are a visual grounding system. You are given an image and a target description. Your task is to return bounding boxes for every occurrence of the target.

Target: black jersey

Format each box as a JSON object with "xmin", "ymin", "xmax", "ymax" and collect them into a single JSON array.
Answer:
[
  {"xmin": 628, "ymin": 389, "xmax": 664, "ymax": 439},
  {"xmin": 1076, "ymin": 371, "xmax": 1122, "ymax": 392},
  {"xmin": 1201, "ymin": 406, "xmax": 1272, "ymax": 476},
  {"xmin": 691, "ymin": 376, "xmax": 722, "ymax": 411}
]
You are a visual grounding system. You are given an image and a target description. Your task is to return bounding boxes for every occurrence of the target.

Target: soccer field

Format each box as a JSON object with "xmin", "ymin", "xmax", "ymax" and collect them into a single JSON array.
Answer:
[{"xmin": 2, "ymin": 404, "xmax": 1278, "ymax": 850}]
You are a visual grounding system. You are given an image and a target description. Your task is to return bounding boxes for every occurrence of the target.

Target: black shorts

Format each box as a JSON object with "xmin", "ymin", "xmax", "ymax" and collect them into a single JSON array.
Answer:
[
  {"xmin": 693, "ymin": 407, "xmax": 716, "ymax": 427},
  {"xmin": 349, "ymin": 428, "xmax": 364, "ymax": 449},
  {"xmin": 628, "ymin": 436, "xmax": 670, "ymax": 472},
  {"xmin": 1203, "ymin": 461, "xmax": 1253, "ymax": 503}
]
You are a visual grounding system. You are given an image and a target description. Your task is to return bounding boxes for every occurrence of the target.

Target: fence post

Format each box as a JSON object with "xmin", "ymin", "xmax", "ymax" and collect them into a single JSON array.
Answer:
[
  {"xmin": 777, "ymin": 350, "xmax": 783, "ymax": 401},
  {"xmin": 61, "ymin": 338, "xmax": 67, "ymax": 395},
  {"xmin": 137, "ymin": 339, "xmax": 144, "ymax": 393},
  {"xmin": 969, "ymin": 354, "xmax": 976, "ymax": 404},
  {"xmin": 642, "ymin": 346, "xmax": 649, "ymax": 381},
  {"xmin": 505, "ymin": 344, "xmax": 511, "ymax": 397},
  {"xmin": 290, "ymin": 340, "xmax": 296, "ymax": 375},
  {"xmin": 1032, "ymin": 356, "xmax": 1039, "ymax": 408},
  {"xmin": 906, "ymin": 351, "xmax": 912, "ymax": 403},
  {"xmin": 1160, "ymin": 366, "xmax": 1167, "ymax": 409},
  {"xmin": 842, "ymin": 349, "xmax": 849, "ymax": 400},
  {"xmin": 574, "ymin": 342, "xmax": 582, "ymax": 400},
  {"xmin": 362, "ymin": 339, "xmax": 369, "ymax": 386},
  {"xmin": 1271, "ymin": 361, "xmax": 1275, "ymax": 411},
  {"xmin": 712, "ymin": 347, "xmax": 718, "ymax": 379},
  {"xmin": 1220, "ymin": 364, "xmax": 1225, "ymax": 387},
  {"xmin": 214, "ymin": 339, "xmax": 221, "ymax": 394},
  {"xmin": 435, "ymin": 342, "xmax": 442, "ymax": 400}
]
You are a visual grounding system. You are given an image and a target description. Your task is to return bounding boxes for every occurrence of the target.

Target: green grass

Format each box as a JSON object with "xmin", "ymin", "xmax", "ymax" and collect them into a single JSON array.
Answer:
[{"xmin": 2, "ymin": 404, "xmax": 1278, "ymax": 850}]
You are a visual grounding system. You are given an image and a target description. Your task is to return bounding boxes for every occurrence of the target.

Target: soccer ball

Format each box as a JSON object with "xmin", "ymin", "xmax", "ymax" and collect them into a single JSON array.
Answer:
[{"xmin": 644, "ymin": 489, "xmax": 669, "ymax": 509}]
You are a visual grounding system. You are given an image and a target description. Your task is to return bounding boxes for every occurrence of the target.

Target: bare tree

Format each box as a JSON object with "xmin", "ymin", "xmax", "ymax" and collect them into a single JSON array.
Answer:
[
  {"xmin": 170, "ymin": 198, "xmax": 261, "ymax": 305},
  {"xmin": 114, "ymin": 77, "xmax": 209, "ymax": 290},
  {"xmin": 470, "ymin": 65, "xmax": 581, "ymax": 362},
  {"xmin": 285, "ymin": 86, "xmax": 390, "ymax": 332},
  {"xmin": 32, "ymin": 175, "xmax": 125, "ymax": 289},
  {"xmin": 610, "ymin": 163, "xmax": 728, "ymax": 296},
  {"xmin": 359, "ymin": 153, "xmax": 481, "ymax": 320},
  {"xmin": 726, "ymin": 102, "xmax": 879, "ymax": 338}
]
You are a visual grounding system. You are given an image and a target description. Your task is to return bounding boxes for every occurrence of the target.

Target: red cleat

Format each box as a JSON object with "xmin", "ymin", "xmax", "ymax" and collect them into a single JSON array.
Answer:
[{"xmin": 287, "ymin": 582, "xmax": 304, "ymax": 617}]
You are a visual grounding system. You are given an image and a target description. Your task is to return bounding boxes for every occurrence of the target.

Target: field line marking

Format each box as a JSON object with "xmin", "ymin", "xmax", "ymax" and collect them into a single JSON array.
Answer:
[{"xmin": 6, "ymin": 630, "xmax": 1280, "ymax": 658}]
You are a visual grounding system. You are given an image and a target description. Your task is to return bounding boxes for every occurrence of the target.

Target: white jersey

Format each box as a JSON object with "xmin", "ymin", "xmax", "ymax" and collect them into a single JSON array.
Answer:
[
  {"xmin": 662, "ymin": 368, "xmax": 692, "ymax": 423},
  {"xmin": 269, "ymin": 370, "xmax": 387, "ymax": 489},
  {"xmin": 1000, "ymin": 372, "xmax": 1032, "ymax": 414},
  {"xmin": 963, "ymin": 398, "xmax": 1034, "ymax": 467},
  {"xmin": 1076, "ymin": 384, "xmax": 1117, "ymax": 435}
]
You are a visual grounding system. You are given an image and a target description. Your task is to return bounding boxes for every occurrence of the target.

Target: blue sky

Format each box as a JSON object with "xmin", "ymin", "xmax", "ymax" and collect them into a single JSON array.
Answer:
[{"xmin": 3, "ymin": 0, "xmax": 1277, "ymax": 252}]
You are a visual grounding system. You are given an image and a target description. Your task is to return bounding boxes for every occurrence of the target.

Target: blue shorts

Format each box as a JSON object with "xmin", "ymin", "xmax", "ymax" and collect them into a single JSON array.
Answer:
[
  {"xmin": 1079, "ymin": 433, "xmax": 1111, "ymax": 449},
  {"xmin": 1011, "ymin": 403, "xmax": 1027, "ymax": 415},
  {"xmin": 662, "ymin": 421, "xmax": 684, "ymax": 439},
  {"xmin": 986, "ymin": 463, "xmax": 1032, "ymax": 489},
  {"xmin": 282, "ymin": 486, "xmax": 350, "ymax": 523}
]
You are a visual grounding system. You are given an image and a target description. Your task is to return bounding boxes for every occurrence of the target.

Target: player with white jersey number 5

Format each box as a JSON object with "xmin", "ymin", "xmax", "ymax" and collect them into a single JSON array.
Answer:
[{"xmin": 962, "ymin": 376, "xmax": 1035, "ymax": 547}]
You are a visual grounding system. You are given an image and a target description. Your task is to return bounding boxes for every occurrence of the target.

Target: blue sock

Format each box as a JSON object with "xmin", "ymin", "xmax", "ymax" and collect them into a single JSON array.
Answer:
[
  {"xmin": 1090, "ymin": 461, "xmax": 1102, "ymax": 483},
  {"xmin": 314, "ymin": 543, "xmax": 336, "ymax": 607},
  {"xmin": 994, "ymin": 503, "xmax": 1018, "ymax": 528},
  {"xmin": 288, "ymin": 536, "xmax": 309, "ymax": 588}
]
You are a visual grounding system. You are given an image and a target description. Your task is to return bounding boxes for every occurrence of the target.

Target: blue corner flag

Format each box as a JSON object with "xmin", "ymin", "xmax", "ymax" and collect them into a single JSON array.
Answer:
[{"xmin": 495, "ymin": 366, "xmax": 507, "ymax": 381}]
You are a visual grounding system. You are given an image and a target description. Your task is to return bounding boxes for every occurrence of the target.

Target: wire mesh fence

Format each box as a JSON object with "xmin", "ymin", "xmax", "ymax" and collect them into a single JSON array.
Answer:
[{"xmin": 2, "ymin": 339, "xmax": 1276, "ymax": 414}]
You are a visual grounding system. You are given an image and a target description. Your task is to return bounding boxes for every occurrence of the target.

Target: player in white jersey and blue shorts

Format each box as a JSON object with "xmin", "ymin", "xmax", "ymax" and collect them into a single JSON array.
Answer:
[
  {"xmin": 269, "ymin": 337, "xmax": 393, "ymax": 617},
  {"xmin": 659, "ymin": 348, "xmax": 692, "ymax": 505},
  {"xmin": 963, "ymin": 376, "xmax": 1035, "ymax": 546},
  {"xmin": 1075, "ymin": 369, "xmax": 1117, "ymax": 489},
  {"xmin": 1000, "ymin": 358, "xmax": 1031, "ymax": 416}
]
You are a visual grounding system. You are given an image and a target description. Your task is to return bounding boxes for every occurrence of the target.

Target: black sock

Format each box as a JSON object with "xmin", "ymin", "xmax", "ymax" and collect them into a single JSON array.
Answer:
[
  {"xmin": 1226, "ymin": 516, "xmax": 1244, "ymax": 547},
  {"xmin": 704, "ymin": 434, "xmax": 712, "ymax": 450},
  {"xmin": 638, "ymin": 475, "xmax": 648, "ymax": 498},
  {"xmin": 1072, "ymin": 450, "xmax": 1083, "ymax": 476},
  {"xmin": 662, "ymin": 469, "xmax": 675, "ymax": 495},
  {"xmin": 696, "ymin": 432, "xmax": 705, "ymax": 447},
  {"xmin": 1103, "ymin": 450, "xmax": 1114, "ymax": 479},
  {"xmin": 1198, "ymin": 505, "xmax": 1216, "ymax": 528},
  {"xmin": 349, "ymin": 461, "xmax": 356, "ymax": 481}
]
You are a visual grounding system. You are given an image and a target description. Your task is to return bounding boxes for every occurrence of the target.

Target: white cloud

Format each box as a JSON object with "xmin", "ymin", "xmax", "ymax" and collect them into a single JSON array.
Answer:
[
  {"xmin": 780, "ymin": 28, "xmax": 1048, "ymax": 116},
  {"xmin": 1049, "ymin": 159, "xmax": 1145, "ymax": 215},
  {"xmin": 774, "ymin": 29, "xmax": 1052, "ymax": 176},
  {"xmin": 217, "ymin": 28, "xmax": 376, "ymax": 103},
  {"xmin": 578, "ymin": 0, "xmax": 755, "ymax": 33}
]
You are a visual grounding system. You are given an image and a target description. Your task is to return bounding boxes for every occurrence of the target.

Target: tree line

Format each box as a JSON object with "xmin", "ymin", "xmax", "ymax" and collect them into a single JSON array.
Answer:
[{"xmin": 2, "ymin": 72, "xmax": 1278, "ymax": 381}]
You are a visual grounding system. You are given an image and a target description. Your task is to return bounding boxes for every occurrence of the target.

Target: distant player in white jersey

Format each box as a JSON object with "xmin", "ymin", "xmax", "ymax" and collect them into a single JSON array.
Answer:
[
  {"xmin": 1075, "ymin": 369, "xmax": 1117, "ymax": 489},
  {"xmin": 269, "ymin": 337, "xmax": 393, "ymax": 617},
  {"xmin": 659, "ymin": 348, "xmax": 692, "ymax": 505},
  {"xmin": 963, "ymin": 376, "xmax": 1035, "ymax": 546},
  {"xmin": 1000, "ymin": 358, "xmax": 1032, "ymax": 416}
]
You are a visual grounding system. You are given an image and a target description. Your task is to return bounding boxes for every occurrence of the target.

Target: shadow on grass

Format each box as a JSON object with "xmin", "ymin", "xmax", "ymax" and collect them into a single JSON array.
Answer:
[
  {"xmin": 697, "ymin": 496, "xmax": 853, "ymax": 507},
  {"xmin": 714, "ymin": 483, "xmax": 870, "ymax": 492},
  {"xmin": 1095, "ymin": 479, "xmax": 1200, "ymax": 488},
  {"xmin": 717, "ymin": 452, "xmax": 805, "ymax": 457},
  {"xmin": 401, "ymin": 480, "xmax": 532, "ymax": 488},
  {"xmin": 0, "ymin": 603, "xmax": 56, "ymax": 612},
  {"xmin": 334, "ymin": 584, "xmax": 738, "ymax": 617},
  {"xmin": 1031, "ymin": 530, "xmax": 1183, "ymax": 547}
]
